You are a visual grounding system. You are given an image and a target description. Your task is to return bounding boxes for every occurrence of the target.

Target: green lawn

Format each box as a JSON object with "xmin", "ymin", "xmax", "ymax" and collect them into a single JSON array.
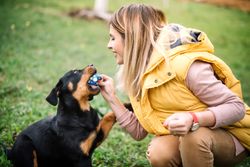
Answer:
[{"xmin": 0, "ymin": 0, "xmax": 250, "ymax": 166}]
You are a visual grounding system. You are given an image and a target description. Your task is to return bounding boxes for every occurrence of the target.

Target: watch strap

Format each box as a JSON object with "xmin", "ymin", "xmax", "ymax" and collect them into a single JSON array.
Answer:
[
  {"xmin": 189, "ymin": 112, "xmax": 199, "ymax": 123},
  {"xmin": 189, "ymin": 112, "xmax": 200, "ymax": 131}
]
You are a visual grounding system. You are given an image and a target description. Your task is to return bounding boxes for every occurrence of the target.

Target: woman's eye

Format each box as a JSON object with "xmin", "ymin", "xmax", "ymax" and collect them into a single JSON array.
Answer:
[{"xmin": 109, "ymin": 35, "xmax": 115, "ymax": 41}]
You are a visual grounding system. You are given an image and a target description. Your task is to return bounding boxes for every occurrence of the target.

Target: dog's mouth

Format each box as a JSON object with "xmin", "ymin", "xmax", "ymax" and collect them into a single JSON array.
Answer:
[
  {"xmin": 87, "ymin": 73, "xmax": 102, "ymax": 101},
  {"xmin": 86, "ymin": 66, "xmax": 102, "ymax": 93},
  {"xmin": 88, "ymin": 78, "xmax": 100, "ymax": 91}
]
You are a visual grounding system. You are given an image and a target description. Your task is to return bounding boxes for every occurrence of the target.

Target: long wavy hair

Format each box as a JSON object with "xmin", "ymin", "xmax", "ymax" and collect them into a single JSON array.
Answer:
[{"xmin": 109, "ymin": 4, "xmax": 166, "ymax": 99}]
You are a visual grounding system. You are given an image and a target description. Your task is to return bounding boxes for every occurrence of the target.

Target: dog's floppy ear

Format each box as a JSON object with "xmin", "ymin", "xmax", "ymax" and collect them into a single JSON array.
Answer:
[{"xmin": 46, "ymin": 80, "xmax": 62, "ymax": 106}]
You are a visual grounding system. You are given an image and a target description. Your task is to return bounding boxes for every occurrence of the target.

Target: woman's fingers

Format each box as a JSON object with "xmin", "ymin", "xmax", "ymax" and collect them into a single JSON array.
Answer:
[{"xmin": 163, "ymin": 112, "xmax": 193, "ymax": 135}]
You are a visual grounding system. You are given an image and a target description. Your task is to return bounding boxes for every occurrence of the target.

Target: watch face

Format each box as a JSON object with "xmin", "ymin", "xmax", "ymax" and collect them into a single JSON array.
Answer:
[{"xmin": 191, "ymin": 123, "xmax": 200, "ymax": 131}]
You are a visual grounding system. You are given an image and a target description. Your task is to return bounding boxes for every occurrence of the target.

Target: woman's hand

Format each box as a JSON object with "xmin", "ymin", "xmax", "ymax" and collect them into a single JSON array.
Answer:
[
  {"xmin": 163, "ymin": 112, "xmax": 193, "ymax": 136},
  {"xmin": 98, "ymin": 74, "xmax": 116, "ymax": 103}
]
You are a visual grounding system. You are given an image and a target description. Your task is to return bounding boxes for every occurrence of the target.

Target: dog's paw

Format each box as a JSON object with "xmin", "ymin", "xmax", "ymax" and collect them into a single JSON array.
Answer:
[{"xmin": 103, "ymin": 112, "xmax": 116, "ymax": 123}]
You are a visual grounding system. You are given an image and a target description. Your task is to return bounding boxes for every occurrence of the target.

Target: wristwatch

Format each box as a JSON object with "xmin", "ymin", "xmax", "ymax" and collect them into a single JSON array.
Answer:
[{"xmin": 189, "ymin": 112, "xmax": 200, "ymax": 131}]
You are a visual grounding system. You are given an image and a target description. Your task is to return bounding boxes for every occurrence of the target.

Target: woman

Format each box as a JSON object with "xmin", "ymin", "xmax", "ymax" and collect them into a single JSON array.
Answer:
[{"xmin": 98, "ymin": 4, "xmax": 250, "ymax": 167}]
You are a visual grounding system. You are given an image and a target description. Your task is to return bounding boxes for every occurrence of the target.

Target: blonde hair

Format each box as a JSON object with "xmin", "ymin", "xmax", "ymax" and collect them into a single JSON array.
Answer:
[{"xmin": 109, "ymin": 4, "xmax": 166, "ymax": 99}]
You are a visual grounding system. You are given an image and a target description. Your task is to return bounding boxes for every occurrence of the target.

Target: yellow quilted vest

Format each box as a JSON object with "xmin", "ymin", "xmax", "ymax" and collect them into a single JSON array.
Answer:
[{"xmin": 129, "ymin": 30, "xmax": 250, "ymax": 150}]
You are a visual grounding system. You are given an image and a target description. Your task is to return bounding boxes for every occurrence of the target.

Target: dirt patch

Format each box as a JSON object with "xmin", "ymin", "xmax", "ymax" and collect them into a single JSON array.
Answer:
[
  {"xmin": 192, "ymin": 0, "xmax": 250, "ymax": 12},
  {"xmin": 68, "ymin": 8, "xmax": 111, "ymax": 21}
]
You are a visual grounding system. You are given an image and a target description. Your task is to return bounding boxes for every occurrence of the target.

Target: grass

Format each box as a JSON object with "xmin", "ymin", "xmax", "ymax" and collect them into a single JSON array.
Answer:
[{"xmin": 0, "ymin": 0, "xmax": 250, "ymax": 166}]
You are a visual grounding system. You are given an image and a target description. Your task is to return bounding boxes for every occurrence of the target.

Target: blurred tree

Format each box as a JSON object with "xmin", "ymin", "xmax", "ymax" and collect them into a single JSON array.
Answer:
[
  {"xmin": 94, "ymin": 0, "xmax": 111, "ymax": 20},
  {"xmin": 69, "ymin": 0, "xmax": 111, "ymax": 21}
]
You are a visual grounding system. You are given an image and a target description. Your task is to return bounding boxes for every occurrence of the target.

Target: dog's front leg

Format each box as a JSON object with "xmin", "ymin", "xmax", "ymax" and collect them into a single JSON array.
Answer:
[
  {"xmin": 80, "ymin": 112, "xmax": 116, "ymax": 155},
  {"xmin": 96, "ymin": 112, "xmax": 116, "ymax": 146}
]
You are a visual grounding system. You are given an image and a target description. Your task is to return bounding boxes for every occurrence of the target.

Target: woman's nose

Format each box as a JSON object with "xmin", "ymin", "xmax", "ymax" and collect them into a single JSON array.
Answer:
[{"xmin": 107, "ymin": 41, "xmax": 112, "ymax": 50}]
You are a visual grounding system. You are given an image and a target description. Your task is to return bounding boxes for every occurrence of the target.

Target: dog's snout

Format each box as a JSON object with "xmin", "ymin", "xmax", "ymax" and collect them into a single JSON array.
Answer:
[{"xmin": 84, "ymin": 64, "xmax": 97, "ymax": 75}]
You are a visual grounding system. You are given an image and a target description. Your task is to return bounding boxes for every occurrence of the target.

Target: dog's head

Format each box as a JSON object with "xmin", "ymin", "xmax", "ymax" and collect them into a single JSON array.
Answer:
[{"xmin": 46, "ymin": 64, "xmax": 101, "ymax": 111}]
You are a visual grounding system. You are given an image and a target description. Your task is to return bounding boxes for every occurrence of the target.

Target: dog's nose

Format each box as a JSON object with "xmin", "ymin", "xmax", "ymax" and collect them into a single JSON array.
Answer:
[{"xmin": 88, "ymin": 64, "xmax": 94, "ymax": 67}]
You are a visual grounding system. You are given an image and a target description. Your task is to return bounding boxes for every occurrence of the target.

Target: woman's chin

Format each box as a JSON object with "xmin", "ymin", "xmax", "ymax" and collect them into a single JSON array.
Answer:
[{"xmin": 116, "ymin": 60, "xmax": 123, "ymax": 65}]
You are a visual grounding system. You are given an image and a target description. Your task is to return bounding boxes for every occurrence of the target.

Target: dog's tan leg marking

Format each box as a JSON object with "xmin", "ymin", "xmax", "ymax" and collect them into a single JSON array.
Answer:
[
  {"xmin": 80, "ymin": 131, "xmax": 97, "ymax": 156},
  {"xmin": 33, "ymin": 150, "xmax": 38, "ymax": 167},
  {"xmin": 96, "ymin": 112, "xmax": 116, "ymax": 146}
]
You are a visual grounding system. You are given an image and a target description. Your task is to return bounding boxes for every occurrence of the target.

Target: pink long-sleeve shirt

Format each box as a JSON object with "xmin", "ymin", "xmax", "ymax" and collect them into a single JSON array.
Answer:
[{"xmin": 115, "ymin": 61, "xmax": 246, "ymax": 155}]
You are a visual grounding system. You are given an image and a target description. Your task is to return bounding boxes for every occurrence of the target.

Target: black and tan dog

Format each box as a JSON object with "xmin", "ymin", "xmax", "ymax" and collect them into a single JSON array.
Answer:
[{"xmin": 6, "ymin": 64, "xmax": 116, "ymax": 167}]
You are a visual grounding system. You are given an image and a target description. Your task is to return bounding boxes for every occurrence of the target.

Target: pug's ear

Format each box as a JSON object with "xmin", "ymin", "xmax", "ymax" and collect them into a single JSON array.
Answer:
[{"xmin": 46, "ymin": 80, "xmax": 62, "ymax": 106}]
